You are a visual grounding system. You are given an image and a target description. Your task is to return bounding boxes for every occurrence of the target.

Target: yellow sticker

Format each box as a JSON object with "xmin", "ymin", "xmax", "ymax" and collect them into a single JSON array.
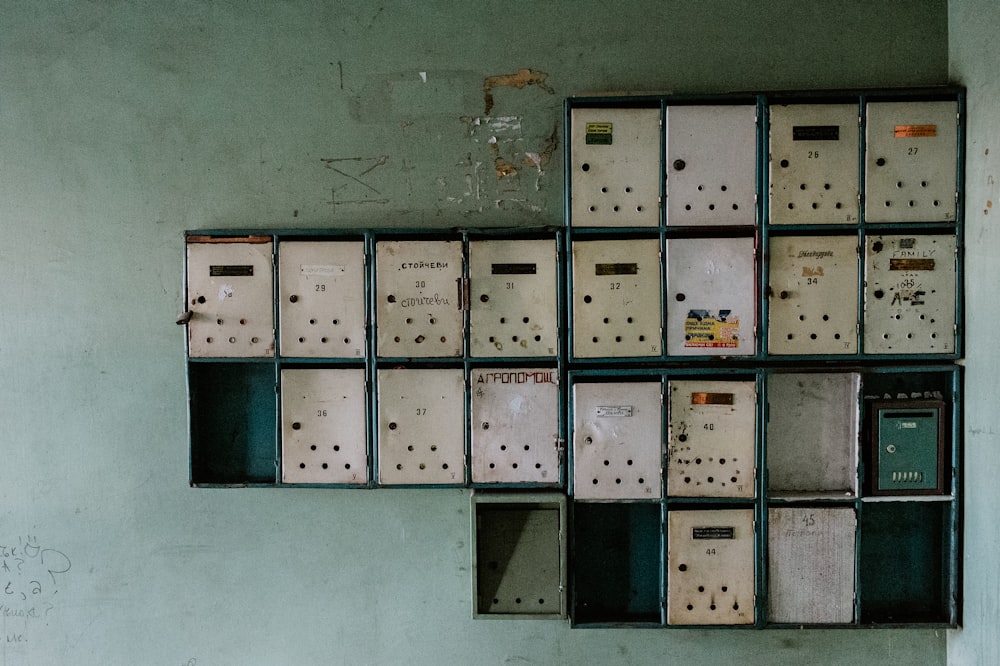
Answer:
[
  {"xmin": 894, "ymin": 124, "xmax": 937, "ymax": 138},
  {"xmin": 585, "ymin": 122, "xmax": 613, "ymax": 145},
  {"xmin": 684, "ymin": 311, "xmax": 739, "ymax": 349}
]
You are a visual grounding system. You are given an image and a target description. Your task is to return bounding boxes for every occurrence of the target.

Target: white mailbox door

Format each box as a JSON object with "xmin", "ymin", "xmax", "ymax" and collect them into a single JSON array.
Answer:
[
  {"xmin": 667, "ymin": 509, "xmax": 755, "ymax": 625},
  {"xmin": 665, "ymin": 105, "xmax": 756, "ymax": 226},
  {"xmin": 572, "ymin": 381, "xmax": 662, "ymax": 500},
  {"xmin": 766, "ymin": 372, "xmax": 860, "ymax": 497},
  {"xmin": 572, "ymin": 239, "xmax": 662, "ymax": 358},
  {"xmin": 376, "ymin": 240, "xmax": 464, "ymax": 358},
  {"xmin": 769, "ymin": 103, "xmax": 860, "ymax": 225},
  {"xmin": 666, "ymin": 236, "xmax": 755, "ymax": 356},
  {"xmin": 278, "ymin": 241, "xmax": 365, "ymax": 358},
  {"xmin": 865, "ymin": 101, "xmax": 958, "ymax": 223},
  {"xmin": 377, "ymin": 368, "xmax": 465, "ymax": 485},
  {"xmin": 863, "ymin": 234, "xmax": 956, "ymax": 354},
  {"xmin": 667, "ymin": 380, "xmax": 756, "ymax": 498},
  {"xmin": 280, "ymin": 369, "xmax": 367, "ymax": 485},
  {"xmin": 186, "ymin": 238, "xmax": 274, "ymax": 358},
  {"xmin": 470, "ymin": 368, "xmax": 560, "ymax": 484},
  {"xmin": 768, "ymin": 507, "xmax": 856, "ymax": 624},
  {"xmin": 469, "ymin": 239, "xmax": 558, "ymax": 357},
  {"xmin": 767, "ymin": 235, "xmax": 858, "ymax": 355},
  {"xmin": 570, "ymin": 107, "xmax": 660, "ymax": 227}
]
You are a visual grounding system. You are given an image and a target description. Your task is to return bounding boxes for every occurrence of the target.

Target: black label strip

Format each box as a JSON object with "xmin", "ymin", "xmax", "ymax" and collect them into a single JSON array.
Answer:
[{"xmin": 210, "ymin": 265, "xmax": 254, "ymax": 277}]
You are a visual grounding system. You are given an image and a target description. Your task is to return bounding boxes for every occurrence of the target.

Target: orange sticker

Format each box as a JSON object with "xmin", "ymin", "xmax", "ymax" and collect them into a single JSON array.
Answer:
[{"xmin": 894, "ymin": 125, "xmax": 937, "ymax": 138}]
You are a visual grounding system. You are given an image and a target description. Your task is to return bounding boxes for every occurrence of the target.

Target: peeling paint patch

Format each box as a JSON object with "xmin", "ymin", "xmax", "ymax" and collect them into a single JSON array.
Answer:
[
  {"xmin": 483, "ymin": 68, "xmax": 553, "ymax": 114},
  {"xmin": 495, "ymin": 156, "xmax": 518, "ymax": 179}
]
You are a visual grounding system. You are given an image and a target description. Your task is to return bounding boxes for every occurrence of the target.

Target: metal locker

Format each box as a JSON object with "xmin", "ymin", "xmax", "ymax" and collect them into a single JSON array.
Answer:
[
  {"xmin": 865, "ymin": 101, "xmax": 958, "ymax": 223},
  {"xmin": 469, "ymin": 239, "xmax": 558, "ymax": 357},
  {"xmin": 769, "ymin": 103, "xmax": 860, "ymax": 225},
  {"xmin": 186, "ymin": 237, "xmax": 274, "ymax": 358},
  {"xmin": 376, "ymin": 240, "xmax": 464, "ymax": 358},
  {"xmin": 572, "ymin": 238, "xmax": 662, "ymax": 358},
  {"xmin": 665, "ymin": 104, "xmax": 757, "ymax": 226},
  {"xmin": 767, "ymin": 235, "xmax": 859, "ymax": 355},
  {"xmin": 766, "ymin": 372, "xmax": 860, "ymax": 497},
  {"xmin": 572, "ymin": 380, "xmax": 662, "ymax": 500},
  {"xmin": 667, "ymin": 509, "xmax": 755, "ymax": 625},
  {"xmin": 871, "ymin": 400, "xmax": 946, "ymax": 495},
  {"xmin": 768, "ymin": 507, "xmax": 856, "ymax": 624},
  {"xmin": 863, "ymin": 234, "xmax": 956, "ymax": 354},
  {"xmin": 666, "ymin": 236, "xmax": 756, "ymax": 356},
  {"xmin": 278, "ymin": 241, "xmax": 366, "ymax": 358},
  {"xmin": 471, "ymin": 368, "xmax": 560, "ymax": 484},
  {"xmin": 570, "ymin": 107, "xmax": 660, "ymax": 227},
  {"xmin": 667, "ymin": 379, "xmax": 756, "ymax": 498},
  {"xmin": 377, "ymin": 368, "xmax": 465, "ymax": 485},
  {"xmin": 280, "ymin": 368, "xmax": 367, "ymax": 485}
]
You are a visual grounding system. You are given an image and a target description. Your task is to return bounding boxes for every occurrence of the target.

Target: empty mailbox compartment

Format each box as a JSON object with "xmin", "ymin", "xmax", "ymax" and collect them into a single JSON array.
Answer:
[
  {"xmin": 472, "ymin": 493, "xmax": 567, "ymax": 619},
  {"xmin": 572, "ymin": 379, "xmax": 662, "ymax": 500},
  {"xmin": 278, "ymin": 241, "xmax": 366, "ymax": 359},
  {"xmin": 768, "ymin": 103, "xmax": 860, "ymax": 225},
  {"xmin": 859, "ymin": 501, "xmax": 952, "ymax": 624},
  {"xmin": 470, "ymin": 367, "xmax": 560, "ymax": 485},
  {"xmin": 572, "ymin": 502, "xmax": 663, "ymax": 625},
  {"xmin": 865, "ymin": 100, "xmax": 958, "ymax": 223},
  {"xmin": 186, "ymin": 236, "xmax": 274, "ymax": 358},
  {"xmin": 766, "ymin": 372, "xmax": 860, "ymax": 498},
  {"xmin": 469, "ymin": 239, "xmax": 558, "ymax": 357},
  {"xmin": 571, "ymin": 238, "xmax": 662, "ymax": 358},
  {"xmin": 863, "ymin": 234, "xmax": 957, "ymax": 354},
  {"xmin": 570, "ymin": 106, "xmax": 660, "ymax": 227},
  {"xmin": 666, "ymin": 236, "xmax": 756, "ymax": 356},
  {"xmin": 280, "ymin": 368, "xmax": 367, "ymax": 485},
  {"xmin": 376, "ymin": 368, "xmax": 465, "ymax": 485},
  {"xmin": 767, "ymin": 234, "xmax": 859, "ymax": 355},
  {"xmin": 667, "ymin": 379, "xmax": 756, "ymax": 498},
  {"xmin": 375, "ymin": 240, "xmax": 464, "ymax": 358},
  {"xmin": 667, "ymin": 508, "xmax": 755, "ymax": 625},
  {"xmin": 870, "ymin": 400, "xmax": 946, "ymax": 495},
  {"xmin": 767, "ymin": 507, "xmax": 856, "ymax": 624},
  {"xmin": 665, "ymin": 104, "xmax": 757, "ymax": 226}
]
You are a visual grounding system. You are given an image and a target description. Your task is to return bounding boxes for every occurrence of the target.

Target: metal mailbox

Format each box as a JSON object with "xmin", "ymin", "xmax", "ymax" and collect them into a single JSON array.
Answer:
[
  {"xmin": 666, "ymin": 236, "xmax": 756, "ymax": 356},
  {"xmin": 572, "ymin": 380, "xmax": 662, "ymax": 500},
  {"xmin": 665, "ymin": 104, "xmax": 757, "ymax": 226},
  {"xmin": 871, "ymin": 399, "xmax": 946, "ymax": 495},
  {"xmin": 278, "ymin": 241, "xmax": 366, "ymax": 358},
  {"xmin": 471, "ymin": 368, "xmax": 560, "ymax": 484},
  {"xmin": 280, "ymin": 368, "xmax": 367, "ymax": 485},
  {"xmin": 186, "ymin": 236, "xmax": 274, "ymax": 358},
  {"xmin": 769, "ymin": 103, "xmax": 860, "ymax": 225},
  {"xmin": 570, "ymin": 107, "xmax": 661, "ymax": 227},
  {"xmin": 469, "ymin": 239, "xmax": 558, "ymax": 357},
  {"xmin": 667, "ymin": 379, "xmax": 756, "ymax": 498}
]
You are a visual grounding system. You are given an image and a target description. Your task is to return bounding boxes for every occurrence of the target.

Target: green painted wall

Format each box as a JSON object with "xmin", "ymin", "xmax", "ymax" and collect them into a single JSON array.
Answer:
[
  {"xmin": 0, "ymin": 1, "xmax": 967, "ymax": 663},
  {"xmin": 948, "ymin": 1, "xmax": 1000, "ymax": 664}
]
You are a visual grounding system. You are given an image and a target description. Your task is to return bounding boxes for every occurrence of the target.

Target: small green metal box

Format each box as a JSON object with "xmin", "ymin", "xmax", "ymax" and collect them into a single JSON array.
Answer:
[{"xmin": 871, "ymin": 400, "xmax": 946, "ymax": 495}]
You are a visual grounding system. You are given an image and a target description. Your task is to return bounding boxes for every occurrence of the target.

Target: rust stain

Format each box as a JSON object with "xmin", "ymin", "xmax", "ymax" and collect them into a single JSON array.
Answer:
[
  {"xmin": 483, "ymin": 68, "xmax": 553, "ymax": 114},
  {"xmin": 495, "ymin": 156, "xmax": 518, "ymax": 179},
  {"xmin": 988, "ymin": 200, "xmax": 993, "ymax": 208}
]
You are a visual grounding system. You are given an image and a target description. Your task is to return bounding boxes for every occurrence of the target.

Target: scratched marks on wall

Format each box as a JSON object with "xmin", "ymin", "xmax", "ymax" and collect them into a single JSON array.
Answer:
[{"xmin": 320, "ymin": 155, "xmax": 390, "ymax": 211}]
